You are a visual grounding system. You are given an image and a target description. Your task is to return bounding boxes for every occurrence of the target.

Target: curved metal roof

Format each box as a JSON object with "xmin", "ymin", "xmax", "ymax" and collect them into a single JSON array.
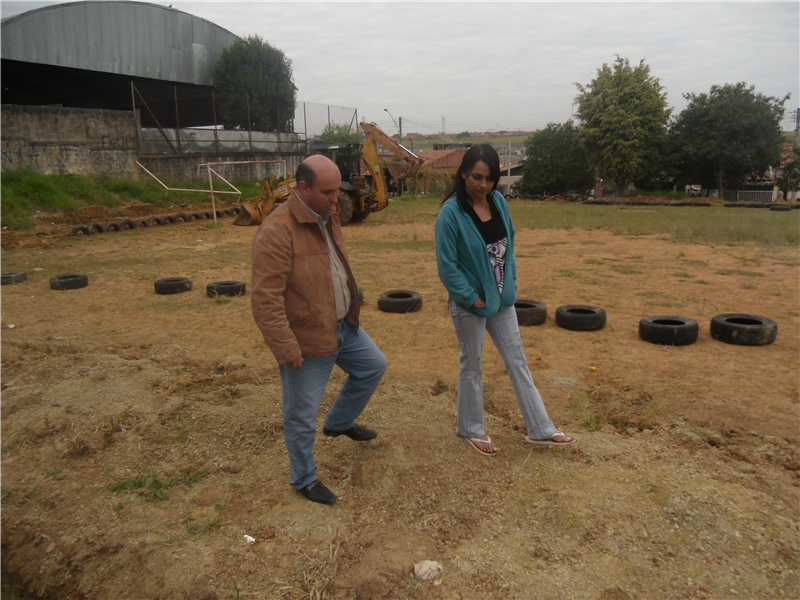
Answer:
[{"xmin": 1, "ymin": 1, "xmax": 238, "ymax": 86}]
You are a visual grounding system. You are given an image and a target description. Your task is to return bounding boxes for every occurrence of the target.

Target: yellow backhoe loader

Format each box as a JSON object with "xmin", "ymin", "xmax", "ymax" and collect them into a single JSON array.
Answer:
[{"xmin": 233, "ymin": 122, "xmax": 423, "ymax": 226}]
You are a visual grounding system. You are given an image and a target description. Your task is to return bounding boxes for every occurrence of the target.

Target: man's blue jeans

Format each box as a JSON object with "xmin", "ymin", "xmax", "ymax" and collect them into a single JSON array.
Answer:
[{"xmin": 278, "ymin": 320, "xmax": 387, "ymax": 490}]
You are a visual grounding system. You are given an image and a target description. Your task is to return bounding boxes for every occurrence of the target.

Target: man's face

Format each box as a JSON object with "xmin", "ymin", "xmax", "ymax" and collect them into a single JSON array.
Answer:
[{"xmin": 299, "ymin": 163, "xmax": 341, "ymax": 215}]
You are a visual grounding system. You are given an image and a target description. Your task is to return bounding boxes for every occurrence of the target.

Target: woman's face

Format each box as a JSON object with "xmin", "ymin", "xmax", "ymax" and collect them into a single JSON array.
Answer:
[{"xmin": 463, "ymin": 160, "xmax": 496, "ymax": 203}]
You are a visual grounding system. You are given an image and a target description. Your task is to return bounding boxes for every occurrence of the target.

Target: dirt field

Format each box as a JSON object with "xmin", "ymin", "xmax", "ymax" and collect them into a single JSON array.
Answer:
[{"xmin": 1, "ymin": 204, "xmax": 798, "ymax": 600}]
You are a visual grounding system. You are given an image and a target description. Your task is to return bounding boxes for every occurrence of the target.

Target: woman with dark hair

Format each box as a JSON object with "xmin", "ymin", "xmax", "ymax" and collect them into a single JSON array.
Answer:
[{"xmin": 435, "ymin": 144, "xmax": 575, "ymax": 456}]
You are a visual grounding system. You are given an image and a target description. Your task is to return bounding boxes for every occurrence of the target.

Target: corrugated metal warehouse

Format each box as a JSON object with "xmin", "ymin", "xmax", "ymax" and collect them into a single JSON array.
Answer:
[{"xmin": 1, "ymin": 0, "xmax": 239, "ymax": 127}]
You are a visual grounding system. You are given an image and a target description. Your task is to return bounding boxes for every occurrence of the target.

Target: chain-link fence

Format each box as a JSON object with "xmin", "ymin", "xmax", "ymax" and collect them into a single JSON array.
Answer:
[{"xmin": 131, "ymin": 82, "xmax": 358, "ymax": 154}]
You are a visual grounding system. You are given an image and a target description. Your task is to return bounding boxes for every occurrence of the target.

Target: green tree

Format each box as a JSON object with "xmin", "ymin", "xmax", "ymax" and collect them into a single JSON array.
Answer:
[
  {"xmin": 778, "ymin": 144, "xmax": 800, "ymax": 196},
  {"xmin": 214, "ymin": 35, "xmax": 296, "ymax": 132},
  {"xmin": 518, "ymin": 121, "xmax": 594, "ymax": 195},
  {"xmin": 318, "ymin": 123, "xmax": 364, "ymax": 144},
  {"xmin": 671, "ymin": 83, "xmax": 789, "ymax": 197},
  {"xmin": 574, "ymin": 56, "xmax": 671, "ymax": 196}
]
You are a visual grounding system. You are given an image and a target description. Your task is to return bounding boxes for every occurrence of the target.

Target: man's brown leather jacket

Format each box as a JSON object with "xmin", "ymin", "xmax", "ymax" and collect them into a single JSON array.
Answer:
[{"xmin": 251, "ymin": 194, "xmax": 360, "ymax": 364}]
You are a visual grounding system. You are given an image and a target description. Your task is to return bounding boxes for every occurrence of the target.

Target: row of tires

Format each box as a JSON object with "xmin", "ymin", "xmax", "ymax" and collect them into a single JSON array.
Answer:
[
  {"xmin": 365, "ymin": 292, "xmax": 778, "ymax": 347},
  {"xmin": 506, "ymin": 194, "xmax": 594, "ymax": 202},
  {"xmin": 0, "ymin": 271, "xmax": 247, "ymax": 298},
  {"xmin": 506, "ymin": 196, "xmax": 800, "ymax": 210},
  {"xmin": 2, "ymin": 273, "xmax": 777, "ymax": 346},
  {"xmin": 70, "ymin": 207, "xmax": 242, "ymax": 236},
  {"xmin": 513, "ymin": 300, "xmax": 776, "ymax": 346}
]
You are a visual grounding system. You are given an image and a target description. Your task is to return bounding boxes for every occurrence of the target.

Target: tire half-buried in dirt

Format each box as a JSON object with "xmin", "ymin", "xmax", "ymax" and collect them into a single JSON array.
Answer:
[
  {"xmin": 639, "ymin": 315, "xmax": 698, "ymax": 346},
  {"xmin": 515, "ymin": 300, "xmax": 547, "ymax": 326},
  {"xmin": 155, "ymin": 277, "xmax": 192, "ymax": 295},
  {"xmin": 555, "ymin": 304, "xmax": 606, "ymax": 331},
  {"xmin": 207, "ymin": 281, "xmax": 246, "ymax": 298},
  {"xmin": 377, "ymin": 290, "xmax": 422, "ymax": 313},
  {"xmin": 1, "ymin": 272, "xmax": 27, "ymax": 285},
  {"xmin": 50, "ymin": 273, "xmax": 89, "ymax": 290},
  {"xmin": 710, "ymin": 313, "xmax": 777, "ymax": 346}
]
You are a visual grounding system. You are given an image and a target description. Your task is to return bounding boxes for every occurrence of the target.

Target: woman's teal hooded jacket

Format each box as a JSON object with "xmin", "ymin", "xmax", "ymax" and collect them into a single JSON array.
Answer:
[{"xmin": 435, "ymin": 190, "xmax": 517, "ymax": 317}]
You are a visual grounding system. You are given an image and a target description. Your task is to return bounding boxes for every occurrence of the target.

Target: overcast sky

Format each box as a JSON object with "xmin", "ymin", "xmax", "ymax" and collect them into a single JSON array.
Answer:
[{"xmin": 2, "ymin": 1, "xmax": 799, "ymax": 135}]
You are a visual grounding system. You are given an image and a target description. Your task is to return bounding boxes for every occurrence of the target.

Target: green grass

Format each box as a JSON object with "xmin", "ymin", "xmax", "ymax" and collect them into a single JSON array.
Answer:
[
  {"xmin": 1, "ymin": 171, "xmax": 261, "ymax": 229},
  {"xmin": 108, "ymin": 467, "xmax": 208, "ymax": 501},
  {"xmin": 186, "ymin": 517, "xmax": 225, "ymax": 535}
]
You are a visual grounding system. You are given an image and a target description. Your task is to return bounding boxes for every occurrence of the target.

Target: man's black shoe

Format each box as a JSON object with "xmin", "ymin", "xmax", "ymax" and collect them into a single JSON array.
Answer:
[
  {"xmin": 322, "ymin": 423, "xmax": 378, "ymax": 441},
  {"xmin": 298, "ymin": 479, "xmax": 337, "ymax": 504}
]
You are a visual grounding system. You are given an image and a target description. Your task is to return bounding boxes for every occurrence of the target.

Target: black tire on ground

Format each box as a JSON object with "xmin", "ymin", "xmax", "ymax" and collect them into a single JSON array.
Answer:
[
  {"xmin": 229, "ymin": 206, "xmax": 242, "ymax": 215},
  {"xmin": 1, "ymin": 271, "xmax": 27, "ymax": 285},
  {"xmin": 696, "ymin": 202, "xmax": 711, "ymax": 207},
  {"xmin": 87, "ymin": 222, "xmax": 104, "ymax": 234},
  {"xmin": 555, "ymin": 304, "xmax": 606, "ymax": 331},
  {"xmin": 594, "ymin": 200, "xmax": 608, "ymax": 205},
  {"xmin": 50, "ymin": 273, "xmax": 89, "ymax": 290},
  {"xmin": 104, "ymin": 222, "xmax": 121, "ymax": 232},
  {"xmin": 504, "ymin": 195, "xmax": 512, "ymax": 201},
  {"xmin": 173, "ymin": 212, "xmax": 189, "ymax": 222},
  {"xmin": 639, "ymin": 315, "xmax": 699, "ymax": 346},
  {"xmin": 575, "ymin": 195, "xmax": 585, "ymax": 202},
  {"xmin": 336, "ymin": 192, "xmax": 354, "ymax": 225},
  {"xmin": 70, "ymin": 225, "xmax": 90, "ymax": 236},
  {"xmin": 358, "ymin": 289, "xmax": 365, "ymax": 305},
  {"xmin": 542, "ymin": 196, "xmax": 551, "ymax": 202},
  {"xmin": 203, "ymin": 211, "xmax": 215, "ymax": 219},
  {"xmin": 770, "ymin": 205, "xmax": 792, "ymax": 212},
  {"xmin": 155, "ymin": 277, "xmax": 193, "ymax": 295},
  {"xmin": 214, "ymin": 210, "xmax": 225, "ymax": 218},
  {"xmin": 564, "ymin": 195, "xmax": 574, "ymax": 202},
  {"xmin": 552, "ymin": 195, "xmax": 563, "ymax": 202},
  {"xmin": 585, "ymin": 195, "xmax": 595, "ymax": 201},
  {"xmin": 710, "ymin": 313, "xmax": 777, "ymax": 346},
  {"xmin": 134, "ymin": 218, "xmax": 151, "ymax": 229},
  {"xmin": 146, "ymin": 216, "xmax": 160, "ymax": 226},
  {"xmin": 118, "ymin": 219, "xmax": 136, "ymax": 230},
  {"xmin": 515, "ymin": 300, "xmax": 547, "ymax": 326},
  {"xmin": 162, "ymin": 215, "xmax": 178, "ymax": 224},
  {"xmin": 206, "ymin": 280, "xmax": 246, "ymax": 298},
  {"xmin": 377, "ymin": 289, "xmax": 422, "ymax": 313},
  {"xmin": 523, "ymin": 194, "xmax": 532, "ymax": 200},
  {"xmin": 513, "ymin": 194, "xmax": 521, "ymax": 200},
  {"xmin": 532, "ymin": 194, "xmax": 542, "ymax": 201}
]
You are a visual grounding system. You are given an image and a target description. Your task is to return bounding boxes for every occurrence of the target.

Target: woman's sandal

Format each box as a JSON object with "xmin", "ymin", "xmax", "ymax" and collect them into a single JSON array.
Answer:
[
  {"xmin": 525, "ymin": 431, "xmax": 576, "ymax": 446},
  {"xmin": 466, "ymin": 436, "xmax": 498, "ymax": 456}
]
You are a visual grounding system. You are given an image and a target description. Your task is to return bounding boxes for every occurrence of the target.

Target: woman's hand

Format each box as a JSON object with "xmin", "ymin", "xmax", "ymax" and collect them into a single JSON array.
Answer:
[{"xmin": 472, "ymin": 298, "xmax": 486, "ymax": 308}]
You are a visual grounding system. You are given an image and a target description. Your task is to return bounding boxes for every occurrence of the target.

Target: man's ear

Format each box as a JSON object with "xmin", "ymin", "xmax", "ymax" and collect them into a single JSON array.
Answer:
[{"xmin": 296, "ymin": 180, "xmax": 309, "ymax": 195}]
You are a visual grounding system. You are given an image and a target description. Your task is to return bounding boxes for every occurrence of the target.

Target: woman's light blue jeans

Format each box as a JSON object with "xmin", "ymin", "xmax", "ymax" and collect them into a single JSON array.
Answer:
[
  {"xmin": 449, "ymin": 299, "xmax": 557, "ymax": 441},
  {"xmin": 278, "ymin": 320, "xmax": 387, "ymax": 490}
]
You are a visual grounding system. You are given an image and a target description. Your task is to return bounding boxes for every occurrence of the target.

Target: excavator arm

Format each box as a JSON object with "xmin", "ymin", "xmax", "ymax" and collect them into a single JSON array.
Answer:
[{"xmin": 359, "ymin": 122, "xmax": 424, "ymax": 211}]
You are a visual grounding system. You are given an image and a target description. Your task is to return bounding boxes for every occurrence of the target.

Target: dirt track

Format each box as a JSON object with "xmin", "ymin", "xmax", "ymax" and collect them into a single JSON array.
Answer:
[{"xmin": 1, "ymin": 207, "xmax": 798, "ymax": 600}]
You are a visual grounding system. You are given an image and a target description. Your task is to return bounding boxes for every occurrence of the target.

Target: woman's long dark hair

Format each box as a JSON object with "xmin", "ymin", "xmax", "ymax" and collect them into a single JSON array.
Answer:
[{"xmin": 442, "ymin": 144, "xmax": 501, "ymax": 212}]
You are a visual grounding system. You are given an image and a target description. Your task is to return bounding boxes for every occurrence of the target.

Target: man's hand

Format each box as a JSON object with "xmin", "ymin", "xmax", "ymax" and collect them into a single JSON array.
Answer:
[
  {"xmin": 472, "ymin": 298, "xmax": 486, "ymax": 308},
  {"xmin": 288, "ymin": 356, "xmax": 304, "ymax": 370}
]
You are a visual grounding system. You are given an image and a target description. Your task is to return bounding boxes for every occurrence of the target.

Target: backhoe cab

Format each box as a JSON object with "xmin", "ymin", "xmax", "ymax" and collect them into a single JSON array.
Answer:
[{"xmin": 233, "ymin": 122, "xmax": 423, "ymax": 226}]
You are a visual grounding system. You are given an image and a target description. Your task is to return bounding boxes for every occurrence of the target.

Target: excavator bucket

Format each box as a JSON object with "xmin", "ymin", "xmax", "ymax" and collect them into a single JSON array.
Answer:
[
  {"xmin": 233, "ymin": 176, "xmax": 272, "ymax": 227},
  {"xmin": 385, "ymin": 160, "xmax": 416, "ymax": 182},
  {"xmin": 233, "ymin": 200, "xmax": 267, "ymax": 226}
]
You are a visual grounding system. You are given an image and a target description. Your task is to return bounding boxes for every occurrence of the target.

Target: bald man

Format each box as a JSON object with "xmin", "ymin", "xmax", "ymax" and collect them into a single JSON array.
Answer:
[{"xmin": 251, "ymin": 155, "xmax": 387, "ymax": 505}]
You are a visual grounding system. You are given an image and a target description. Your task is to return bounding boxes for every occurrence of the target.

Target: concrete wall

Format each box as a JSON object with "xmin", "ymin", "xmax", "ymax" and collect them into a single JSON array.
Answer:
[
  {"xmin": 1, "ymin": 104, "xmax": 305, "ymax": 182},
  {"xmin": 1, "ymin": 104, "xmax": 140, "ymax": 177}
]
